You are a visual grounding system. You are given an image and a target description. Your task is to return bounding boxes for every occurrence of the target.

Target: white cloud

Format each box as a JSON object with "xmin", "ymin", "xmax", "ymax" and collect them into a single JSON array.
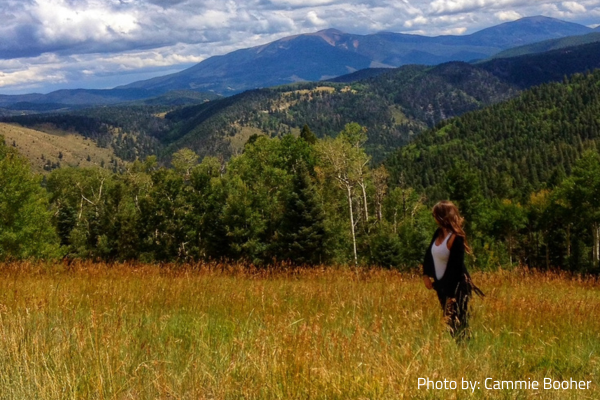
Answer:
[
  {"xmin": 444, "ymin": 26, "xmax": 468, "ymax": 34},
  {"xmin": 306, "ymin": 10, "xmax": 327, "ymax": 26},
  {"xmin": 495, "ymin": 10, "xmax": 523, "ymax": 20},
  {"xmin": 404, "ymin": 16, "xmax": 429, "ymax": 28},
  {"xmin": 562, "ymin": 1, "xmax": 586, "ymax": 12},
  {"xmin": 270, "ymin": 0, "xmax": 339, "ymax": 6}
]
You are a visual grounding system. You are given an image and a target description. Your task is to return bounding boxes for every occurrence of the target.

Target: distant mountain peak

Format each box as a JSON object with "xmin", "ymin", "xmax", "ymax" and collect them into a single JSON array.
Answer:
[
  {"xmin": 519, "ymin": 15, "xmax": 561, "ymax": 22},
  {"xmin": 468, "ymin": 15, "xmax": 591, "ymax": 47},
  {"xmin": 479, "ymin": 15, "xmax": 590, "ymax": 30},
  {"xmin": 314, "ymin": 28, "xmax": 344, "ymax": 35},
  {"xmin": 309, "ymin": 28, "xmax": 346, "ymax": 46},
  {"xmin": 254, "ymin": 28, "xmax": 346, "ymax": 50}
]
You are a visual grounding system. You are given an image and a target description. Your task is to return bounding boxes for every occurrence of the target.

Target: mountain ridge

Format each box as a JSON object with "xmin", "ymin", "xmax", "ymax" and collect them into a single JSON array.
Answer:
[
  {"xmin": 118, "ymin": 16, "xmax": 592, "ymax": 96},
  {"xmin": 489, "ymin": 31, "xmax": 600, "ymax": 59},
  {"xmin": 0, "ymin": 88, "xmax": 219, "ymax": 108}
]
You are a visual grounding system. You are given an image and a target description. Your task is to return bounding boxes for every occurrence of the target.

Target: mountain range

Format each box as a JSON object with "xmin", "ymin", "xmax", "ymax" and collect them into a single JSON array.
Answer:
[
  {"xmin": 0, "ymin": 89, "xmax": 220, "ymax": 111},
  {"xmin": 0, "ymin": 16, "xmax": 595, "ymax": 108},
  {"xmin": 119, "ymin": 16, "xmax": 592, "ymax": 96},
  {"xmin": 157, "ymin": 40, "xmax": 600, "ymax": 159}
]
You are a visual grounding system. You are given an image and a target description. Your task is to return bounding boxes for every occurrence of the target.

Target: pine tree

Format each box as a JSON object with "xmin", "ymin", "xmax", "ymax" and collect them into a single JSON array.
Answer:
[
  {"xmin": 276, "ymin": 162, "xmax": 326, "ymax": 265},
  {"xmin": 300, "ymin": 124, "xmax": 317, "ymax": 145}
]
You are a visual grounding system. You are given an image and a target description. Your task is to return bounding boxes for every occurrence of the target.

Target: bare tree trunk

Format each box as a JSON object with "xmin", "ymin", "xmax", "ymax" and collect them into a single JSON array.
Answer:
[
  {"xmin": 593, "ymin": 224, "xmax": 596, "ymax": 266},
  {"xmin": 359, "ymin": 181, "xmax": 369, "ymax": 224},
  {"xmin": 508, "ymin": 234, "xmax": 513, "ymax": 265},
  {"xmin": 592, "ymin": 222, "xmax": 600, "ymax": 266},
  {"xmin": 347, "ymin": 185, "xmax": 358, "ymax": 266},
  {"xmin": 597, "ymin": 224, "xmax": 600, "ymax": 267},
  {"xmin": 567, "ymin": 225, "xmax": 571, "ymax": 259},
  {"xmin": 372, "ymin": 166, "xmax": 388, "ymax": 223}
]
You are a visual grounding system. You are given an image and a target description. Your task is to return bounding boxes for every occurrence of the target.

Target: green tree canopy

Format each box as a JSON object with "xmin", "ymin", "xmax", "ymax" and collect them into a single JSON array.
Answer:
[{"xmin": 0, "ymin": 137, "xmax": 60, "ymax": 260}]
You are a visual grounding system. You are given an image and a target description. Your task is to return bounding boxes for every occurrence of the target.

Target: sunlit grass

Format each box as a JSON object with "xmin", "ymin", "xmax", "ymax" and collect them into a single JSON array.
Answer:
[{"xmin": 0, "ymin": 261, "xmax": 597, "ymax": 399}]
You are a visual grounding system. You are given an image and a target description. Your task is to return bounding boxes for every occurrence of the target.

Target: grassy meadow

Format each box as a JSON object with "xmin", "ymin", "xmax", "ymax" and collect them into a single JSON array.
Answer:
[
  {"xmin": 0, "ymin": 123, "xmax": 120, "ymax": 173},
  {"xmin": 0, "ymin": 262, "xmax": 597, "ymax": 399}
]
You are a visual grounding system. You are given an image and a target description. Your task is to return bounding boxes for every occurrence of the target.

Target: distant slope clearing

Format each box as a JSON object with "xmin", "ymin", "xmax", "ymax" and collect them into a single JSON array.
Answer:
[{"xmin": 0, "ymin": 123, "xmax": 123, "ymax": 173}]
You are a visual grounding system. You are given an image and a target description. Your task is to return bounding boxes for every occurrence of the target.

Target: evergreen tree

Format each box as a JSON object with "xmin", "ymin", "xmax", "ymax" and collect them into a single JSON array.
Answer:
[
  {"xmin": 300, "ymin": 124, "xmax": 317, "ymax": 145},
  {"xmin": 276, "ymin": 162, "xmax": 326, "ymax": 265},
  {"xmin": 443, "ymin": 160, "xmax": 484, "ymax": 233}
]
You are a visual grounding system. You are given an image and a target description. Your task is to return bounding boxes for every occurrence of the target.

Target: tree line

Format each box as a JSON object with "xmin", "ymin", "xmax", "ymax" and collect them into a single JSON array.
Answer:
[{"xmin": 1, "ymin": 120, "xmax": 599, "ymax": 272}]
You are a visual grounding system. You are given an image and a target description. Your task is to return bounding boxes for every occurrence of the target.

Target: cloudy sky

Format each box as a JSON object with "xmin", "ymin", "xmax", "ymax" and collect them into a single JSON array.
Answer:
[{"xmin": 1, "ymin": 0, "xmax": 599, "ymax": 94}]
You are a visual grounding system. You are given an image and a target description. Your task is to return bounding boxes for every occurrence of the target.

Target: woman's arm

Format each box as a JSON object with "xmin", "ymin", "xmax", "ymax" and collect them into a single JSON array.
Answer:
[
  {"xmin": 423, "ymin": 275, "xmax": 433, "ymax": 290},
  {"xmin": 448, "ymin": 235, "xmax": 466, "ymax": 284}
]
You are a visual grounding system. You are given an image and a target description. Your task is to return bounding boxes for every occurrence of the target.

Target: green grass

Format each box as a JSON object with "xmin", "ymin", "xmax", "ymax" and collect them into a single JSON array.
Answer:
[{"xmin": 0, "ymin": 262, "xmax": 597, "ymax": 399}]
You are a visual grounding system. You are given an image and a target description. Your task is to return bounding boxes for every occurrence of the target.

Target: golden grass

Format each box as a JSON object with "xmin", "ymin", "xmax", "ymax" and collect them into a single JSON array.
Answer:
[
  {"xmin": 283, "ymin": 87, "xmax": 337, "ymax": 97},
  {"xmin": 0, "ymin": 262, "xmax": 597, "ymax": 399},
  {"xmin": 0, "ymin": 123, "xmax": 121, "ymax": 173},
  {"xmin": 227, "ymin": 125, "xmax": 266, "ymax": 153},
  {"xmin": 389, "ymin": 105, "xmax": 410, "ymax": 125}
]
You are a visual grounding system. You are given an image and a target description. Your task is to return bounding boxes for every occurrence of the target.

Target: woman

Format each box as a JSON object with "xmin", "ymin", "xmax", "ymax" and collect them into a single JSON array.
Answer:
[{"xmin": 422, "ymin": 201, "xmax": 483, "ymax": 341}]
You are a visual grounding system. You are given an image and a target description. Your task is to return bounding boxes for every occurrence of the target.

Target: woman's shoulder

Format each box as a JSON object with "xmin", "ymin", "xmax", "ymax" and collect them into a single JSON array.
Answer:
[{"xmin": 450, "ymin": 234, "xmax": 465, "ymax": 248}]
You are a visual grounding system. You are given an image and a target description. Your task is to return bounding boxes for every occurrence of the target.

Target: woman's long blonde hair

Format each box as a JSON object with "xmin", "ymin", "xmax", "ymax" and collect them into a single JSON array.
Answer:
[{"xmin": 432, "ymin": 200, "xmax": 472, "ymax": 254}]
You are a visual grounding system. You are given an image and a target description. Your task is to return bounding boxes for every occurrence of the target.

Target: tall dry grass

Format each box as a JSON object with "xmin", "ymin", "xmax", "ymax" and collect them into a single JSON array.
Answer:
[{"xmin": 0, "ymin": 261, "xmax": 597, "ymax": 399}]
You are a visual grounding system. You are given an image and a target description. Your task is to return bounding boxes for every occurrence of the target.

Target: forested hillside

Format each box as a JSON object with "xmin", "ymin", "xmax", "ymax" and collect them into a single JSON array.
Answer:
[
  {"xmin": 386, "ymin": 70, "xmax": 600, "ymax": 200},
  {"xmin": 1, "ymin": 106, "xmax": 170, "ymax": 162},
  {"xmin": 2, "ymin": 70, "xmax": 600, "ymax": 271},
  {"xmin": 160, "ymin": 39, "xmax": 600, "ymax": 161},
  {"xmin": 162, "ymin": 63, "xmax": 518, "ymax": 161},
  {"xmin": 0, "ymin": 89, "xmax": 219, "ymax": 110},
  {"xmin": 385, "ymin": 71, "xmax": 600, "ymax": 269},
  {"xmin": 479, "ymin": 41, "xmax": 600, "ymax": 88}
]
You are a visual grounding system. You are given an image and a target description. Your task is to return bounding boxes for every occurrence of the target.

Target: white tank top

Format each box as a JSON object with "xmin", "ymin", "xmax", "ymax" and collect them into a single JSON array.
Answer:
[{"xmin": 432, "ymin": 232, "xmax": 452, "ymax": 280}]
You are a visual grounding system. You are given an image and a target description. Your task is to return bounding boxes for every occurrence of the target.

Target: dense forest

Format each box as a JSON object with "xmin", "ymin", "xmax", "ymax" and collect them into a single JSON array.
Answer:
[
  {"xmin": 1, "ymin": 87, "xmax": 600, "ymax": 272},
  {"xmin": 386, "ymin": 71, "xmax": 600, "ymax": 200},
  {"xmin": 159, "ymin": 62, "xmax": 518, "ymax": 162}
]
